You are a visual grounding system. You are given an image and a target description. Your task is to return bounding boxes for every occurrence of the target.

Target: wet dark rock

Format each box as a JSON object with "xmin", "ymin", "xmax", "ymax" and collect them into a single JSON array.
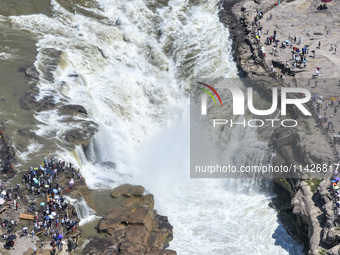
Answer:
[
  {"xmin": 24, "ymin": 67, "xmax": 39, "ymax": 80},
  {"xmin": 0, "ymin": 127, "xmax": 17, "ymax": 180},
  {"xmin": 115, "ymin": 18, "xmax": 121, "ymax": 26},
  {"xmin": 65, "ymin": 126, "xmax": 97, "ymax": 146},
  {"xmin": 58, "ymin": 105, "xmax": 87, "ymax": 116},
  {"xmin": 268, "ymin": 202, "xmax": 276, "ymax": 209},
  {"xmin": 272, "ymin": 131, "xmax": 299, "ymax": 149},
  {"xmin": 0, "ymin": 131, "xmax": 15, "ymax": 161},
  {"xmin": 68, "ymin": 73, "xmax": 79, "ymax": 78},
  {"xmin": 19, "ymin": 91, "xmax": 56, "ymax": 112}
]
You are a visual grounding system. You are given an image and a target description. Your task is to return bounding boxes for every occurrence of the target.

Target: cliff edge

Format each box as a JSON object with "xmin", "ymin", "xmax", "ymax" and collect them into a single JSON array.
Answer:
[
  {"xmin": 221, "ymin": 0, "xmax": 340, "ymax": 254},
  {"xmin": 83, "ymin": 184, "xmax": 176, "ymax": 255}
]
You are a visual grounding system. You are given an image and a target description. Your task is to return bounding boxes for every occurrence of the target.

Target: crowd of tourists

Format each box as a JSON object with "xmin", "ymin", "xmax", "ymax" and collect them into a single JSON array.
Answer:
[
  {"xmin": 0, "ymin": 157, "xmax": 83, "ymax": 254},
  {"xmin": 251, "ymin": 5, "xmax": 340, "ymax": 224}
]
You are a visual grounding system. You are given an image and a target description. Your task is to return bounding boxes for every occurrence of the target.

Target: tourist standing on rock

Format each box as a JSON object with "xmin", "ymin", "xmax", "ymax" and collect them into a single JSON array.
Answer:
[
  {"xmin": 311, "ymin": 50, "xmax": 315, "ymax": 58},
  {"xmin": 318, "ymin": 41, "xmax": 321, "ymax": 49},
  {"xmin": 315, "ymin": 69, "xmax": 319, "ymax": 78},
  {"xmin": 31, "ymin": 230, "xmax": 34, "ymax": 238},
  {"xmin": 328, "ymin": 121, "xmax": 332, "ymax": 129}
]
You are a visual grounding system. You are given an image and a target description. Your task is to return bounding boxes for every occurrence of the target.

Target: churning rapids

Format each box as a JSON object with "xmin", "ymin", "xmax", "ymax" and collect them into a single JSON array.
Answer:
[{"xmin": 2, "ymin": 0, "xmax": 305, "ymax": 254}]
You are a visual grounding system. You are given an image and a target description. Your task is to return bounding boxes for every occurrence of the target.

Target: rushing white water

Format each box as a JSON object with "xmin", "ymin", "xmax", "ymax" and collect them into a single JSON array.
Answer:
[
  {"xmin": 7, "ymin": 0, "xmax": 304, "ymax": 254},
  {"xmin": 15, "ymin": 142, "xmax": 44, "ymax": 162},
  {"xmin": 65, "ymin": 196, "xmax": 99, "ymax": 226}
]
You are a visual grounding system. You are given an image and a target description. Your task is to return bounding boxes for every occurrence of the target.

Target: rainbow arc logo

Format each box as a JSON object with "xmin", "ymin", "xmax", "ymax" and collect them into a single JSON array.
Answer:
[{"xmin": 197, "ymin": 81, "xmax": 223, "ymax": 106}]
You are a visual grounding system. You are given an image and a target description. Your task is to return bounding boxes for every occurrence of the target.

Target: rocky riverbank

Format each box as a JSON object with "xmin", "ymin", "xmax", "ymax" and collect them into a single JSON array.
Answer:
[
  {"xmin": 221, "ymin": 0, "xmax": 340, "ymax": 254},
  {"xmin": 83, "ymin": 184, "xmax": 176, "ymax": 255},
  {"xmin": 0, "ymin": 149, "xmax": 88, "ymax": 254}
]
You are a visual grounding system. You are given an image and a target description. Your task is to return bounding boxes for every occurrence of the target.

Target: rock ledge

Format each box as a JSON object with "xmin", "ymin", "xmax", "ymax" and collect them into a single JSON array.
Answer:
[{"xmin": 83, "ymin": 184, "xmax": 176, "ymax": 255}]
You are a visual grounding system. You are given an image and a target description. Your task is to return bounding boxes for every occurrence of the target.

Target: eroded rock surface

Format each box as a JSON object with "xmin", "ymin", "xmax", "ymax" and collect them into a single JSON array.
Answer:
[
  {"xmin": 24, "ymin": 67, "xmax": 39, "ymax": 80},
  {"xmin": 84, "ymin": 184, "xmax": 176, "ymax": 255},
  {"xmin": 58, "ymin": 104, "xmax": 87, "ymax": 116}
]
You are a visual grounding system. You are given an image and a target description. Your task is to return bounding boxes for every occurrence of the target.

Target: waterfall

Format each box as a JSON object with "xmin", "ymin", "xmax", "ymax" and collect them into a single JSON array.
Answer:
[
  {"xmin": 66, "ymin": 196, "xmax": 98, "ymax": 226},
  {"xmin": 6, "ymin": 0, "xmax": 305, "ymax": 253}
]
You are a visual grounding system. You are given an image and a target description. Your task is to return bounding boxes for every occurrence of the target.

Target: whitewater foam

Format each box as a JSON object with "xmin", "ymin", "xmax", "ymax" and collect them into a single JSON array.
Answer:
[{"xmin": 65, "ymin": 196, "xmax": 100, "ymax": 226}]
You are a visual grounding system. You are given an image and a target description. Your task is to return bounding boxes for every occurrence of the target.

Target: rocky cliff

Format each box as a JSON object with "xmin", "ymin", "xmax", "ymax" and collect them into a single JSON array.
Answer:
[
  {"xmin": 83, "ymin": 184, "xmax": 176, "ymax": 255},
  {"xmin": 220, "ymin": 0, "xmax": 340, "ymax": 254}
]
